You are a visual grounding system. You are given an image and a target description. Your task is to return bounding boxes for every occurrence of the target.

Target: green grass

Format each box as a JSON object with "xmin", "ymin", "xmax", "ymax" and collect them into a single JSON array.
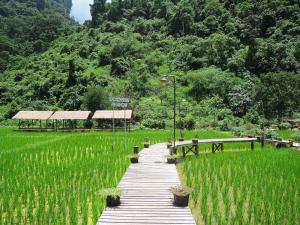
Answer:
[
  {"xmin": 0, "ymin": 128, "xmax": 200, "ymax": 224},
  {"xmin": 277, "ymin": 130, "xmax": 300, "ymax": 140},
  {"xmin": 179, "ymin": 132, "xmax": 300, "ymax": 225},
  {"xmin": 1, "ymin": 128, "xmax": 299, "ymax": 225}
]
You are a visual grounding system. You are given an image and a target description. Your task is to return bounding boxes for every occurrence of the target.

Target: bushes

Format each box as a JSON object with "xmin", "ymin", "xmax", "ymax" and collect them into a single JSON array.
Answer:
[
  {"xmin": 291, "ymin": 132, "xmax": 300, "ymax": 142},
  {"xmin": 264, "ymin": 130, "xmax": 280, "ymax": 139},
  {"xmin": 110, "ymin": 57, "xmax": 131, "ymax": 76},
  {"xmin": 278, "ymin": 122, "xmax": 291, "ymax": 130},
  {"xmin": 142, "ymin": 118, "xmax": 166, "ymax": 129}
]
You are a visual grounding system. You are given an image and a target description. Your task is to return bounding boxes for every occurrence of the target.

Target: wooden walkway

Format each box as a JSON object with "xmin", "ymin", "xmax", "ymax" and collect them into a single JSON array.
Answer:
[{"xmin": 97, "ymin": 143, "xmax": 196, "ymax": 225}]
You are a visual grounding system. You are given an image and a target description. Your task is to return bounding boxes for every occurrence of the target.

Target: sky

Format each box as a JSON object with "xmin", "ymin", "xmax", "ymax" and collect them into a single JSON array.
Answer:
[{"xmin": 70, "ymin": 0, "xmax": 112, "ymax": 24}]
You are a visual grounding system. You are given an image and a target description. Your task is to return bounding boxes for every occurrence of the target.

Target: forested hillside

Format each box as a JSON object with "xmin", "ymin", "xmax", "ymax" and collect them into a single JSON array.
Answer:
[
  {"xmin": 0, "ymin": 0, "xmax": 73, "ymax": 71},
  {"xmin": 0, "ymin": 0, "xmax": 299, "ymax": 129}
]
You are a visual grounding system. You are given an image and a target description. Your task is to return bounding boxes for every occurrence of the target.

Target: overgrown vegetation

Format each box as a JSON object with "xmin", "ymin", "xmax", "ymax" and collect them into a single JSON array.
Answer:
[{"xmin": 0, "ymin": 0, "xmax": 299, "ymax": 128}]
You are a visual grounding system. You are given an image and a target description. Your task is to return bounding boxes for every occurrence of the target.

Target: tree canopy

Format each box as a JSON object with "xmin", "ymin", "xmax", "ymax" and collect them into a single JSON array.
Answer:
[{"xmin": 0, "ymin": 0, "xmax": 299, "ymax": 127}]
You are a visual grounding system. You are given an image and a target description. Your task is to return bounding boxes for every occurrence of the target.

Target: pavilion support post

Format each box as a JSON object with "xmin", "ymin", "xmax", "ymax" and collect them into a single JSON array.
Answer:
[{"xmin": 40, "ymin": 120, "xmax": 42, "ymax": 129}]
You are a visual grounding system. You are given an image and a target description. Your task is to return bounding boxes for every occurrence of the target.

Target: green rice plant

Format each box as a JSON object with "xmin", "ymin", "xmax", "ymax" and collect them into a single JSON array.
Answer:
[
  {"xmin": 0, "ymin": 128, "xmax": 201, "ymax": 224},
  {"xmin": 180, "ymin": 144, "xmax": 300, "ymax": 225}
]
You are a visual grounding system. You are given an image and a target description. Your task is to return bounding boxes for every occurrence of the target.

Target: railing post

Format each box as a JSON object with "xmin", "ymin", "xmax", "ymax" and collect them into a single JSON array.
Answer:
[{"xmin": 192, "ymin": 139, "xmax": 199, "ymax": 156}]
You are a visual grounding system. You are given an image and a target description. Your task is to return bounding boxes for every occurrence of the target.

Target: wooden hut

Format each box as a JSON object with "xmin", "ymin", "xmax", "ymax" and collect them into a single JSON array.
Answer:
[
  {"xmin": 12, "ymin": 111, "xmax": 54, "ymax": 131},
  {"xmin": 49, "ymin": 111, "xmax": 92, "ymax": 131},
  {"xmin": 92, "ymin": 110, "xmax": 133, "ymax": 131}
]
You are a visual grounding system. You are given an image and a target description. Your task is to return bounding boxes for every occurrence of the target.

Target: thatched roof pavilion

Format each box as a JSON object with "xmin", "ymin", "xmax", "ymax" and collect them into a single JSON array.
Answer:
[
  {"xmin": 12, "ymin": 111, "xmax": 54, "ymax": 120},
  {"xmin": 92, "ymin": 110, "xmax": 133, "ymax": 120},
  {"xmin": 50, "ymin": 111, "xmax": 91, "ymax": 120}
]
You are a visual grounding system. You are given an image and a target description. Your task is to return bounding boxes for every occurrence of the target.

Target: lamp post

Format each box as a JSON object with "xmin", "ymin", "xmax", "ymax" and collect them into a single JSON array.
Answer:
[
  {"xmin": 160, "ymin": 75, "xmax": 176, "ymax": 148},
  {"xmin": 179, "ymin": 99, "xmax": 186, "ymax": 136}
]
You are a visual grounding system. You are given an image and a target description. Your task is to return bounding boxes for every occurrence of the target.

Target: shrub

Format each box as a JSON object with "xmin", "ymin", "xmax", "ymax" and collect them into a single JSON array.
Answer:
[
  {"xmin": 231, "ymin": 127, "xmax": 243, "ymax": 137},
  {"xmin": 264, "ymin": 131, "xmax": 280, "ymax": 139},
  {"xmin": 242, "ymin": 128, "xmax": 260, "ymax": 137},
  {"xmin": 218, "ymin": 118, "xmax": 233, "ymax": 131},
  {"xmin": 291, "ymin": 132, "xmax": 300, "ymax": 142},
  {"xmin": 142, "ymin": 118, "xmax": 166, "ymax": 129},
  {"xmin": 278, "ymin": 122, "xmax": 291, "ymax": 130},
  {"xmin": 184, "ymin": 115, "xmax": 196, "ymax": 130}
]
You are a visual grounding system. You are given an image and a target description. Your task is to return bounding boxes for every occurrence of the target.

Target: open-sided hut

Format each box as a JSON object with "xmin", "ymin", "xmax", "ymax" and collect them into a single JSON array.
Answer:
[
  {"xmin": 12, "ymin": 111, "xmax": 54, "ymax": 130},
  {"xmin": 92, "ymin": 110, "xmax": 133, "ymax": 131},
  {"xmin": 49, "ymin": 111, "xmax": 92, "ymax": 130}
]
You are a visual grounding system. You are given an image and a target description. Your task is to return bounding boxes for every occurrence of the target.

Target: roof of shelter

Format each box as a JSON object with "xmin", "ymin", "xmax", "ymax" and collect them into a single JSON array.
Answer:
[
  {"xmin": 92, "ymin": 110, "xmax": 132, "ymax": 119},
  {"xmin": 50, "ymin": 111, "xmax": 91, "ymax": 120},
  {"xmin": 12, "ymin": 111, "xmax": 54, "ymax": 120}
]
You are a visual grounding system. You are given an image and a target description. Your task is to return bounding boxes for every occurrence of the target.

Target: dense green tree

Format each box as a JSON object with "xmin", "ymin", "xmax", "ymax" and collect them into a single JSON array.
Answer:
[
  {"xmin": 256, "ymin": 72, "xmax": 300, "ymax": 120},
  {"xmin": 0, "ymin": 0, "xmax": 299, "ymax": 127},
  {"xmin": 82, "ymin": 86, "xmax": 109, "ymax": 112}
]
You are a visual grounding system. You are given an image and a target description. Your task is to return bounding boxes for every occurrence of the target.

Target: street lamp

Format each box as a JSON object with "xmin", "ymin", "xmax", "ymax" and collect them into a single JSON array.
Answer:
[
  {"xmin": 179, "ymin": 99, "xmax": 186, "ymax": 136},
  {"xmin": 160, "ymin": 75, "xmax": 176, "ymax": 148}
]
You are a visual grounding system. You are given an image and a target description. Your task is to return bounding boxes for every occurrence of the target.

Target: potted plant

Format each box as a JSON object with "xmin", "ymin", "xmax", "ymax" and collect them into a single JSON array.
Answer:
[
  {"xmin": 169, "ymin": 146, "xmax": 177, "ymax": 155},
  {"xmin": 167, "ymin": 138, "xmax": 172, "ymax": 149},
  {"xmin": 165, "ymin": 154, "xmax": 178, "ymax": 164},
  {"xmin": 144, "ymin": 138, "xmax": 150, "ymax": 148},
  {"xmin": 130, "ymin": 154, "xmax": 139, "ymax": 163},
  {"xmin": 170, "ymin": 186, "xmax": 192, "ymax": 207},
  {"xmin": 99, "ymin": 188, "xmax": 122, "ymax": 207},
  {"xmin": 133, "ymin": 146, "xmax": 139, "ymax": 154}
]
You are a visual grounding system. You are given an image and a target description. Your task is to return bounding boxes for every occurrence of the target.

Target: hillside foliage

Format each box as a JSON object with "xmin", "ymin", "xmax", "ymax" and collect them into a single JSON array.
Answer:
[{"xmin": 0, "ymin": 0, "xmax": 299, "ymax": 128}]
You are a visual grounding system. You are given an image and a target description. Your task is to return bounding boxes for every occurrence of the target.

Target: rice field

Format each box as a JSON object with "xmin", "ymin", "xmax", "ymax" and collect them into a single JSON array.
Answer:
[
  {"xmin": 0, "ymin": 128, "xmax": 199, "ymax": 225},
  {"xmin": 1, "ymin": 128, "xmax": 299, "ymax": 225},
  {"xmin": 179, "ymin": 139, "xmax": 300, "ymax": 225}
]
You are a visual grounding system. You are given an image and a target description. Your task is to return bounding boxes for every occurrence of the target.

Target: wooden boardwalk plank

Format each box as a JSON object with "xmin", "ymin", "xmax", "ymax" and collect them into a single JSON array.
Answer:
[{"xmin": 97, "ymin": 143, "xmax": 196, "ymax": 225}]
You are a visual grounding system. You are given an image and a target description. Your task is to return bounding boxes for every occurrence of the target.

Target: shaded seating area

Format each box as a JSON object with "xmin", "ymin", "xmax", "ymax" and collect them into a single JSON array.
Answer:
[
  {"xmin": 92, "ymin": 110, "xmax": 133, "ymax": 131},
  {"xmin": 12, "ymin": 110, "xmax": 134, "ymax": 131},
  {"xmin": 12, "ymin": 111, "xmax": 54, "ymax": 131},
  {"xmin": 49, "ymin": 111, "xmax": 92, "ymax": 131}
]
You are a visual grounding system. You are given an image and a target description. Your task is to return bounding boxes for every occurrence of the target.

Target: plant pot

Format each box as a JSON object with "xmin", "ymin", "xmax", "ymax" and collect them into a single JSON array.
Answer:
[
  {"xmin": 130, "ymin": 157, "xmax": 138, "ymax": 163},
  {"xmin": 106, "ymin": 195, "xmax": 121, "ymax": 207},
  {"xmin": 173, "ymin": 194, "xmax": 189, "ymax": 207},
  {"xmin": 144, "ymin": 143, "xmax": 150, "ymax": 148},
  {"xmin": 167, "ymin": 158, "xmax": 176, "ymax": 164},
  {"xmin": 179, "ymin": 138, "xmax": 184, "ymax": 142},
  {"xmin": 133, "ymin": 146, "xmax": 139, "ymax": 154}
]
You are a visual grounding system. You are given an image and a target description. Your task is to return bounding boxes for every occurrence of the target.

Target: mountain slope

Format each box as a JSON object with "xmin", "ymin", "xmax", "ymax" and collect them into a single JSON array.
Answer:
[{"xmin": 0, "ymin": 0, "xmax": 299, "ymax": 127}]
